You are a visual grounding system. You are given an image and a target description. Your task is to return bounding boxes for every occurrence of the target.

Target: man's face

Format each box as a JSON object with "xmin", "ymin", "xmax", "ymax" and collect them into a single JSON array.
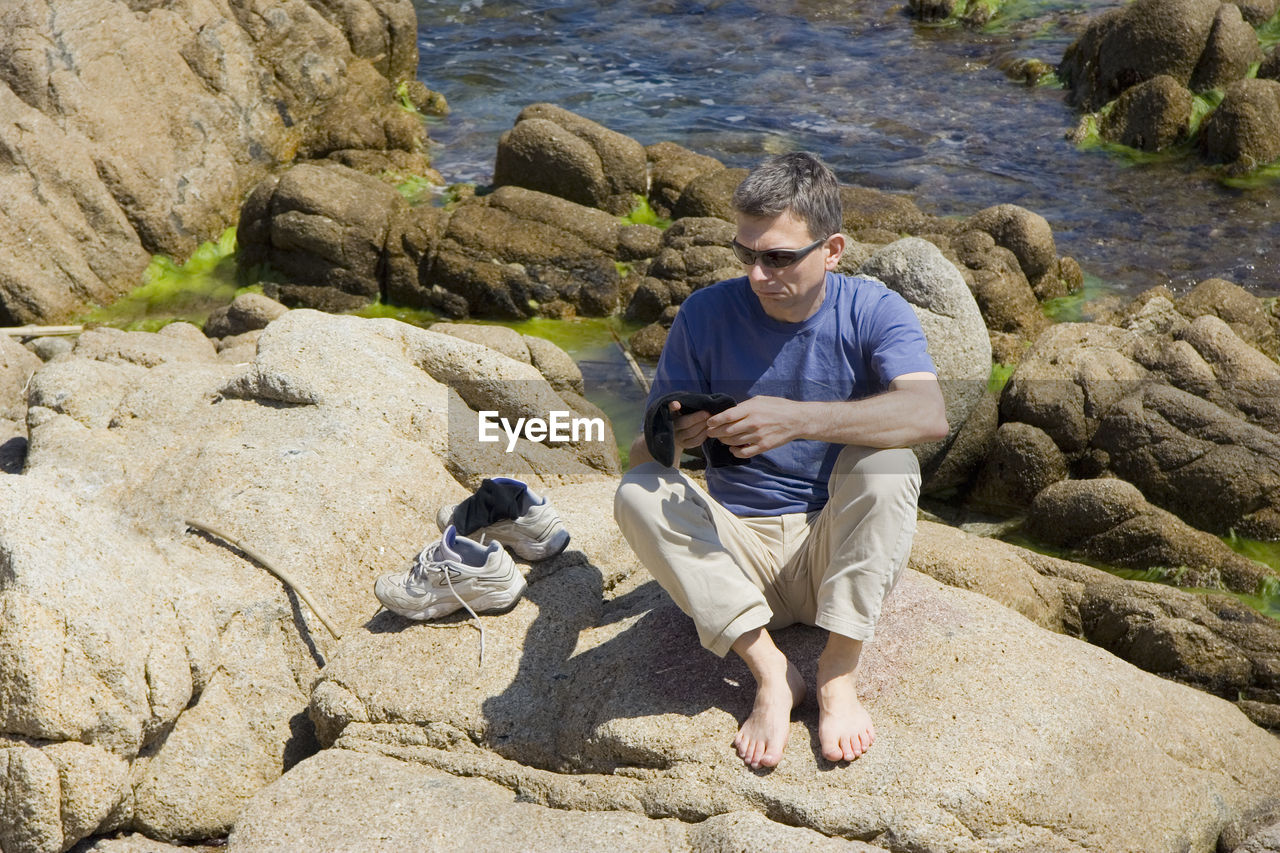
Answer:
[{"xmin": 734, "ymin": 211, "xmax": 842, "ymax": 323}]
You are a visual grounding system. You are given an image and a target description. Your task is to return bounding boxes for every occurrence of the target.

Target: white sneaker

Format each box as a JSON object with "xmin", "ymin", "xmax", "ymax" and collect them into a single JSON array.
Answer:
[
  {"xmin": 374, "ymin": 526, "xmax": 526, "ymax": 621},
  {"xmin": 437, "ymin": 477, "xmax": 570, "ymax": 561}
]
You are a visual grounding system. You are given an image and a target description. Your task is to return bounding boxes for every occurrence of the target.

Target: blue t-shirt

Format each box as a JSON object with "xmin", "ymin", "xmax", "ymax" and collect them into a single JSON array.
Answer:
[{"xmin": 646, "ymin": 272, "xmax": 937, "ymax": 516}]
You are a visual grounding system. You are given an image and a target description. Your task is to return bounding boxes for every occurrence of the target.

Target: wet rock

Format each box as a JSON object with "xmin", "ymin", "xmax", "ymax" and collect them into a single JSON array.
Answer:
[
  {"xmin": 1026, "ymin": 478, "xmax": 1276, "ymax": 592},
  {"xmin": 487, "ymin": 185, "xmax": 623, "ymax": 255},
  {"xmin": 645, "ymin": 141, "xmax": 724, "ymax": 218},
  {"xmin": 964, "ymin": 204, "xmax": 1058, "ymax": 283},
  {"xmin": 1260, "ymin": 47, "xmax": 1280, "ymax": 81},
  {"xmin": 306, "ymin": 481, "xmax": 1280, "ymax": 852},
  {"xmin": 1189, "ymin": 2, "xmax": 1262, "ymax": 92},
  {"xmin": 968, "ymin": 422, "xmax": 1068, "ymax": 511},
  {"xmin": 1060, "ymin": 0, "xmax": 1222, "ymax": 110},
  {"xmin": 1176, "ymin": 276, "xmax": 1280, "ymax": 358},
  {"xmin": 671, "ymin": 168, "xmax": 748, "ymax": 222},
  {"xmin": 839, "ymin": 186, "xmax": 930, "ymax": 235},
  {"xmin": 617, "ymin": 223, "xmax": 664, "ymax": 260},
  {"xmin": 629, "ymin": 322, "xmax": 669, "ymax": 361},
  {"xmin": 203, "ymin": 293, "xmax": 289, "ymax": 339},
  {"xmin": 432, "ymin": 193, "xmax": 622, "ymax": 318},
  {"xmin": 1099, "ymin": 75, "xmax": 1194, "ymax": 151},
  {"xmin": 964, "ymin": 245, "xmax": 1049, "ymax": 342},
  {"xmin": 1200, "ymin": 78, "xmax": 1280, "ymax": 172},
  {"xmin": 0, "ymin": 0, "xmax": 422, "ymax": 324},
  {"xmin": 624, "ymin": 278, "xmax": 674, "ymax": 324},
  {"xmin": 237, "ymin": 163, "xmax": 405, "ymax": 308},
  {"xmin": 860, "ymin": 238, "xmax": 993, "ymax": 471},
  {"xmin": 493, "ymin": 104, "xmax": 647, "ymax": 215}
]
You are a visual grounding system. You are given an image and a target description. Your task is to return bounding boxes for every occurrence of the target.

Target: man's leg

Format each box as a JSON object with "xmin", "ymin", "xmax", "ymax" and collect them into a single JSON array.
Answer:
[
  {"xmin": 614, "ymin": 462, "xmax": 801, "ymax": 767},
  {"xmin": 795, "ymin": 444, "xmax": 920, "ymax": 761},
  {"xmin": 730, "ymin": 627, "xmax": 805, "ymax": 770}
]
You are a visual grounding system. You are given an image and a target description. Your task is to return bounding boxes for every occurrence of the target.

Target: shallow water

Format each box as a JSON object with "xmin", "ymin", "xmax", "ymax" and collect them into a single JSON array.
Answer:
[{"xmin": 413, "ymin": 0, "xmax": 1280, "ymax": 298}]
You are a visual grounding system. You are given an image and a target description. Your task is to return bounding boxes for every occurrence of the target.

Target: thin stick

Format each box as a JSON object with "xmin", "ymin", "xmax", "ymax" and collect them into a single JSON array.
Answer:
[
  {"xmin": 610, "ymin": 329, "xmax": 651, "ymax": 394},
  {"xmin": 185, "ymin": 519, "xmax": 343, "ymax": 640},
  {"xmin": 1, "ymin": 325, "xmax": 83, "ymax": 337}
]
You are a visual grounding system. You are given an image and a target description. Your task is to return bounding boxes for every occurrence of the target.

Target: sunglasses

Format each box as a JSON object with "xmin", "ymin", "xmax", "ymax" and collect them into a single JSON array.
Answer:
[{"xmin": 730, "ymin": 237, "xmax": 828, "ymax": 269}]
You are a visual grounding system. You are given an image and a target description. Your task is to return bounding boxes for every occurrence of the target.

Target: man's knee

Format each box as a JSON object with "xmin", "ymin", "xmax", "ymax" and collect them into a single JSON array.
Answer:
[
  {"xmin": 828, "ymin": 446, "xmax": 921, "ymax": 504},
  {"xmin": 614, "ymin": 461, "xmax": 677, "ymax": 529}
]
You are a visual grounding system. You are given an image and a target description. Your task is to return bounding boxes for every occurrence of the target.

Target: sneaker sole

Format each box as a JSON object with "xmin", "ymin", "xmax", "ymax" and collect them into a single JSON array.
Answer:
[
  {"xmin": 373, "ymin": 579, "xmax": 528, "ymax": 621},
  {"xmin": 508, "ymin": 526, "xmax": 571, "ymax": 561}
]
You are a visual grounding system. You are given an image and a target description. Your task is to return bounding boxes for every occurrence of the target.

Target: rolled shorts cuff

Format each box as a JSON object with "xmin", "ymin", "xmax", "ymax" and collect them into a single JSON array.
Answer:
[
  {"xmin": 814, "ymin": 611, "xmax": 876, "ymax": 643},
  {"xmin": 707, "ymin": 606, "xmax": 773, "ymax": 658}
]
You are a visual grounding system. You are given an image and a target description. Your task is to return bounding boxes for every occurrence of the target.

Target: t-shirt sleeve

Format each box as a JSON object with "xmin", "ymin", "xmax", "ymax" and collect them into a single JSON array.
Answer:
[
  {"xmin": 644, "ymin": 308, "xmax": 710, "ymax": 411},
  {"xmin": 866, "ymin": 289, "xmax": 938, "ymax": 385}
]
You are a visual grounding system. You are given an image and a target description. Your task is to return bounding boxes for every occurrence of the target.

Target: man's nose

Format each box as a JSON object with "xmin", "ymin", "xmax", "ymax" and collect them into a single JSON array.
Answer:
[{"xmin": 746, "ymin": 261, "xmax": 770, "ymax": 283}]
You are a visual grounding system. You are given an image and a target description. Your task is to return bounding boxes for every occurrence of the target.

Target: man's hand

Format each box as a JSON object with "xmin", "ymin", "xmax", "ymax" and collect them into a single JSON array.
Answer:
[
  {"xmin": 705, "ymin": 396, "xmax": 801, "ymax": 458},
  {"xmin": 669, "ymin": 400, "xmax": 712, "ymax": 454}
]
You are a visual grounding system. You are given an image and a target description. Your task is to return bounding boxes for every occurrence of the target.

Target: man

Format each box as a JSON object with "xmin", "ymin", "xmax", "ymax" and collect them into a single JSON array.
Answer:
[{"xmin": 613, "ymin": 152, "xmax": 948, "ymax": 770}]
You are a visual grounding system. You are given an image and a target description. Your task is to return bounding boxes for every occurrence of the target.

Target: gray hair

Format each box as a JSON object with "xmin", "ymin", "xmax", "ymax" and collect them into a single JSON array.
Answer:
[{"xmin": 731, "ymin": 152, "xmax": 842, "ymax": 241}]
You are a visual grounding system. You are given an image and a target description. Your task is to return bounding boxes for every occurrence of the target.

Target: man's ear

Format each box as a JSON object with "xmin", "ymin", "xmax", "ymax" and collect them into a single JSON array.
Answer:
[{"xmin": 823, "ymin": 233, "xmax": 846, "ymax": 271}]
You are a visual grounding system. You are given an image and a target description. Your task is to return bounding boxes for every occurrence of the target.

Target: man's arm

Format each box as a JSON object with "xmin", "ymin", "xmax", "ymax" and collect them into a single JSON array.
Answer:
[{"xmin": 704, "ymin": 372, "xmax": 948, "ymax": 458}]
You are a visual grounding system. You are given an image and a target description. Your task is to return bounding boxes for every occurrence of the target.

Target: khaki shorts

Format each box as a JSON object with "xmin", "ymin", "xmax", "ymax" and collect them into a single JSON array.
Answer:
[{"xmin": 613, "ymin": 445, "xmax": 920, "ymax": 657}]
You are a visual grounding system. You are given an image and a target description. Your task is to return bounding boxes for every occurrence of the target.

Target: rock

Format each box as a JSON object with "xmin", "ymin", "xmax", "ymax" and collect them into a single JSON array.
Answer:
[
  {"xmin": 859, "ymin": 238, "xmax": 993, "ymax": 471},
  {"xmin": 429, "ymin": 323, "xmax": 531, "ymax": 364},
  {"xmin": 645, "ymin": 142, "xmax": 724, "ymax": 218},
  {"xmin": 25, "ymin": 336, "xmax": 75, "ymax": 362},
  {"xmin": 1142, "ymin": 314, "xmax": 1280, "ymax": 432},
  {"xmin": 921, "ymin": 390, "xmax": 998, "ymax": 493},
  {"xmin": 522, "ymin": 334, "xmax": 586, "ymax": 396},
  {"xmin": 963, "ymin": 204, "xmax": 1058, "ymax": 283},
  {"xmin": 1189, "ymin": 2, "xmax": 1262, "ymax": 91},
  {"xmin": 840, "ymin": 186, "xmax": 930, "ymax": 235},
  {"xmin": 617, "ymin": 223, "xmax": 664, "ymax": 261},
  {"xmin": 229, "ymin": 748, "xmax": 873, "ymax": 851},
  {"xmin": 0, "ymin": 335, "xmax": 42, "ymax": 422},
  {"xmin": 72, "ymin": 323, "xmax": 218, "ymax": 368},
  {"xmin": 237, "ymin": 163, "xmax": 406, "ymax": 306},
  {"xmin": 1177, "ymin": 277, "xmax": 1280, "ymax": 358},
  {"xmin": 203, "ymin": 293, "xmax": 289, "ymax": 339},
  {"xmin": 492, "ymin": 104, "xmax": 647, "ymax": 215},
  {"xmin": 1236, "ymin": 821, "xmax": 1280, "ymax": 853},
  {"xmin": 0, "ymin": 418, "xmax": 25, "ymax": 475},
  {"xmin": 624, "ymin": 278, "xmax": 674, "ymax": 324},
  {"xmin": 1261, "ymin": 47, "xmax": 1280, "ymax": 81},
  {"xmin": 0, "ymin": 0, "xmax": 422, "ymax": 324},
  {"xmin": 306, "ymin": 480, "xmax": 1280, "ymax": 852},
  {"xmin": 1099, "ymin": 75, "xmax": 1194, "ymax": 151},
  {"xmin": 908, "ymin": 520, "xmax": 1071, "ymax": 631},
  {"xmin": 968, "ymin": 422, "xmax": 1068, "ymax": 511},
  {"xmin": 9, "ymin": 310, "xmax": 619, "ymax": 844},
  {"xmin": 1059, "ymin": 0, "xmax": 1223, "ymax": 110},
  {"xmin": 487, "ymin": 185, "xmax": 623, "ymax": 255},
  {"xmin": 671, "ymin": 168, "xmax": 748, "ymax": 222},
  {"xmin": 629, "ymin": 322, "xmax": 669, "ymax": 361},
  {"xmin": 963, "ymin": 246, "xmax": 1049, "ymax": 340},
  {"xmin": 432, "ymin": 194, "xmax": 621, "ymax": 318},
  {"xmin": 1200, "ymin": 78, "xmax": 1280, "ymax": 172},
  {"xmin": 1026, "ymin": 478, "xmax": 1276, "ymax": 592}
]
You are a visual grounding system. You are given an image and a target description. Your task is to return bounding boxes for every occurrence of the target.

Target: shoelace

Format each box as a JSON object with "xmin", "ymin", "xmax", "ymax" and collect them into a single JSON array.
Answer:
[{"xmin": 412, "ymin": 547, "xmax": 487, "ymax": 668}]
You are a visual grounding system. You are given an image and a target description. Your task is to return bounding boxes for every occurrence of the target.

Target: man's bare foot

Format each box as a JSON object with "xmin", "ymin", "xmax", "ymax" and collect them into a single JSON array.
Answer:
[
  {"xmin": 817, "ymin": 667, "xmax": 874, "ymax": 762},
  {"xmin": 733, "ymin": 658, "xmax": 805, "ymax": 770}
]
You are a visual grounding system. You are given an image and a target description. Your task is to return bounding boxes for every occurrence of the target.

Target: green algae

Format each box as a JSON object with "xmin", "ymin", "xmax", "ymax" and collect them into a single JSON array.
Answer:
[
  {"xmin": 384, "ymin": 170, "xmax": 438, "ymax": 205},
  {"xmin": 350, "ymin": 299, "xmax": 439, "ymax": 327},
  {"xmin": 1003, "ymin": 532, "xmax": 1280, "ymax": 622},
  {"xmin": 619, "ymin": 195, "xmax": 671, "ymax": 230},
  {"xmin": 79, "ymin": 226, "xmax": 258, "ymax": 332},
  {"xmin": 988, "ymin": 361, "xmax": 1017, "ymax": 395},
  {"xmin": 1041, "ymin": 271, "xmax": 1107, "ymax": 322}
]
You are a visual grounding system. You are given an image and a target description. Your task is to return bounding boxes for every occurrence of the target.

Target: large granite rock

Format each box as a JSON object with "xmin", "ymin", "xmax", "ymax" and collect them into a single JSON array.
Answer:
[
  {"xmin": 859, "ymin": 238, "xmax": 993, "ymax": 475},
  {"xmin": 305, "ymin": 480, "xmax": 1280, "ymax": 851},
  {"xmin": 6, "ymin": 310, "xmax": 613, "ymax": 847},
  {"xmin": 0, "ymin": 0, "xmax": 424, "ymax": 324},
  {"xmin": 1201, "ymin": 78, "xmax": 1280, "ymax": 173}
]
